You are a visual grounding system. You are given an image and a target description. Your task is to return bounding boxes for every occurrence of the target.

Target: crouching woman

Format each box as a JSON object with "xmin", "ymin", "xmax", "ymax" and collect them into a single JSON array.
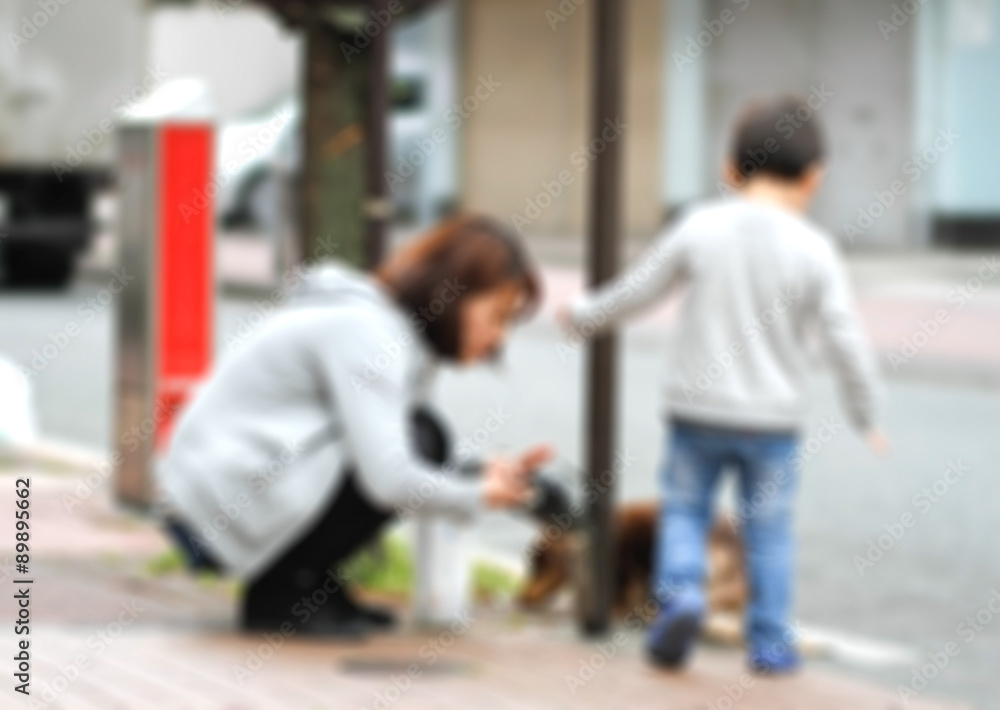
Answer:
[{"xmin": 154, "ymin": 216, "xmax": 550, "ymax": 636}]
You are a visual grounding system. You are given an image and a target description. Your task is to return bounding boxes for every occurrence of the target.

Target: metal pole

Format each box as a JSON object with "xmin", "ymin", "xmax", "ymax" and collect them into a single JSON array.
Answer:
[{"xmin": 579, "ymin": 0, "xmax": 624, "ymax": 637}]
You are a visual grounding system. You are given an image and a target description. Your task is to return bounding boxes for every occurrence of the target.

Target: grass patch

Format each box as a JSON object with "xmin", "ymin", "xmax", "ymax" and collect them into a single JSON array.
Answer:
[
  {"xmin": 471, "ymin": 559, "xmax": 521, "ymax": 603},
  {"xmin": 148, "ymin": 532, "xmax": 523, "ymax": 605},
  {"xmin": 144, "ymin": 546, "xmax": 236, "ymax": 595},
  {"xmin": 144, "ymin": 547, "xmax": 187, "ymax": 576},
  {"xmin": 343, "ymin": 533, "xmax": 522, "ymax": 604},
  {"xmin": 342, "ymin": 534, "xmax": 415, "ymax": 598}
]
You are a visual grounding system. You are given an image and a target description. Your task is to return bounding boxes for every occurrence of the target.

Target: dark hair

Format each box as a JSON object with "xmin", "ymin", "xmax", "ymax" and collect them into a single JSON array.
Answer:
[
  {"xmin": 730, "ymin": 96, "xmax": 825, "ymax": 181},
  {"xmin": 375, "ymin": 215, "xmax": 541, "ymax": 359}
]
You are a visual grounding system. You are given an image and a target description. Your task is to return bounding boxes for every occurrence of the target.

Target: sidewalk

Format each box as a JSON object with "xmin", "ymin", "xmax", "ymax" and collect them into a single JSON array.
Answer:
[{"xmin": 0, "ymin": 467, "xmax": 973, "ymax": 709}]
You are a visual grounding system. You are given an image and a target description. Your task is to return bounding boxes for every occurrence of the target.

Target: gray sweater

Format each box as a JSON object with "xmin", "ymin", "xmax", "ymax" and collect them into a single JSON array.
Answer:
[
  {"xmin": 154, "ymin": 263, "xmax": 483, "ymax": 579},
  {"xmin": 570, "ymin": 197, "xmax": 882, "ymax": 432}
]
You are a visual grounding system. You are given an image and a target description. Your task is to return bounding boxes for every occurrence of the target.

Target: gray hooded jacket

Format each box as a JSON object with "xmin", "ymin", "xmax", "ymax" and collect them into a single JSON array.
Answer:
[{"xmin": 154, "ymin": 263, "xmax": 483, "ymax": 579}]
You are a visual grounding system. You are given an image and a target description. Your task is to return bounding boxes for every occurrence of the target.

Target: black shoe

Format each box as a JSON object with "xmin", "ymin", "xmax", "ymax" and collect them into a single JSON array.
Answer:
[
  {"xmin": 242, "ymin": 604, "xmax": 370, "ymax": 639},
  {"xmin": 645, "ymin": 597, "xmax": 704, "ymax": 669},
  {"xmin": 332, "ymin": 588, "xmax": 398, "ymax": 631}
]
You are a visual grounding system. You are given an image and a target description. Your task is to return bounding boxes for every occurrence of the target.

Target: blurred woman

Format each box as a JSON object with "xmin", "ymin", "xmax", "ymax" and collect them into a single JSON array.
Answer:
[{"xmin": 155, "ymin": 216, "xmax": 551, "ymax": 636}]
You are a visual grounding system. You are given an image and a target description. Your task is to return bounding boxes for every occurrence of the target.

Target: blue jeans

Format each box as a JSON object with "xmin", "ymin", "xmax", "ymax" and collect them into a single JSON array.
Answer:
[{"xmin": 653, "ymin": 418, "xmax": 800, "ymax": 652}]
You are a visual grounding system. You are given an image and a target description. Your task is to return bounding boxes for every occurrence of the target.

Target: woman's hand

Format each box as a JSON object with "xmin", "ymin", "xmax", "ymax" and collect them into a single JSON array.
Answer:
[{"xmin": 483, "ymin": 444, "xmax": 555, "ymax": 509}]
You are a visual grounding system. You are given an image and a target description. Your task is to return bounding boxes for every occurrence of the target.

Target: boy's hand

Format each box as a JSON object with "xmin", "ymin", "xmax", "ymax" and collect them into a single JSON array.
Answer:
[
  {"xmin": 556, "ymin": 304, "xmax": 586, "ymax": 341},
  {"xmin": 865, "ymin": 429, "xmax": 891, "ymax": 458},
  {"xmin": 555, "ymin": 304, "xmax": 575, "ymax": 332}
]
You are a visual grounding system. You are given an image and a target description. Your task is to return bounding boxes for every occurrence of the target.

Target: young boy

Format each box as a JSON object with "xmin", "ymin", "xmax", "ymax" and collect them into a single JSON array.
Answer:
[{"xmin": 563, "ymin": 97, "xmax": 888, "ymax": 673}]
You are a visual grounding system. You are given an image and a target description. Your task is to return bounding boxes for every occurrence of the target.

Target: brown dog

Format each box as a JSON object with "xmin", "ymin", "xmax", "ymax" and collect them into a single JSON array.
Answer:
[{"xmin": 518, "ymin": 502, "xmax": 746, "ymax": 619}]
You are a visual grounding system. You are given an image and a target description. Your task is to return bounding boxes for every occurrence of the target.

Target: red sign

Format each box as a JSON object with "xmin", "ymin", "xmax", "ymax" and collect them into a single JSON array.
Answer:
[{"xmin": 155, "ymin": 123, "xmax": 213, "ymax": 449}]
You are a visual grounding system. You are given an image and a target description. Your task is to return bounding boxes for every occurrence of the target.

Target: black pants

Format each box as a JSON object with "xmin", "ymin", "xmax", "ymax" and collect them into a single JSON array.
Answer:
[
  {"xmin": 242, "ymin": 406, "xmax": 450, "ymax": 623},
  {"xmin": 241, "ymin": 472, "xmax": 392, "ymax": 622}
]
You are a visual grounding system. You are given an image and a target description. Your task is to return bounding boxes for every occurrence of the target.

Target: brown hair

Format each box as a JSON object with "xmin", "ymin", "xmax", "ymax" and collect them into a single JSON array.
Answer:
[{"xmin": 375, "ymin": 215, "xmax": 541, "ymax": 359}]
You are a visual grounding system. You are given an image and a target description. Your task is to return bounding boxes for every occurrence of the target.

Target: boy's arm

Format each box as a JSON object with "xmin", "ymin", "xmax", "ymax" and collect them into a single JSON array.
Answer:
[
  {"xmin": 568, "ymin": 224, "xmax": 689, "ymax": 336},
  {"xmin": 814, "ymin": 251, "xmax": 883, "ymax": 432}
]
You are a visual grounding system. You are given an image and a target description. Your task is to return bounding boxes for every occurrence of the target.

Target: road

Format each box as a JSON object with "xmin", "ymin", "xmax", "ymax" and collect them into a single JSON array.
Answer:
[{"xmin": 1, "ymin": 279, "xmax": 998, "ymax": 709}]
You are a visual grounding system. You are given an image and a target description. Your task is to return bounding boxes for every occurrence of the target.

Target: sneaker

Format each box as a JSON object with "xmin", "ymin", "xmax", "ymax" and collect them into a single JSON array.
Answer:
[
  {"xmin": 242, "ymin": 605, "xmax": 370, "ymax": 639},
  {"xmin": 333, "ymin": 590, "xmax": 397, "ymax": 631},
  {"xmin": 748, "ymin": 646, "xmax": 802, "ymax": 675},
  {"xmin": 240, "ymin": 578, "xmax": 398, "ymax": 637},
  {"xmin": 646, "ymin": 596, "xmax": 704, "ymax": 668},
  {"xmin": 241, "ymin": 590, "xmax": 393, "ymax": 638}
]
